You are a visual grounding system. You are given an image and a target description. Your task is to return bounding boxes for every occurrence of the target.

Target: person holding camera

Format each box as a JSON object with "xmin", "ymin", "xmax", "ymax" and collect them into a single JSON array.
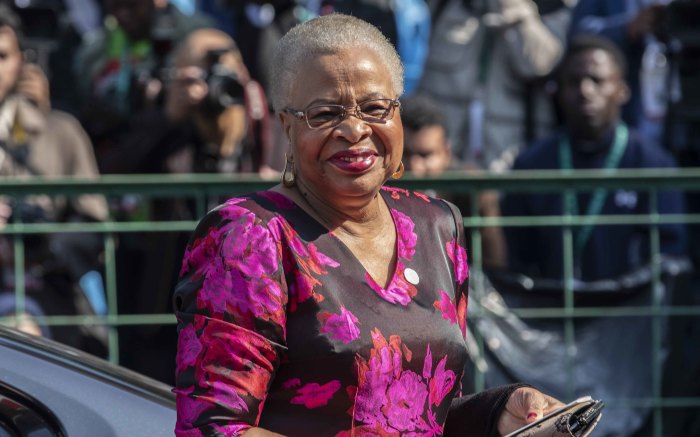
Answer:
[
  {"xmin": 162, "ymin": 28, "xmax": 274, "ymax": 176},
  {"xmin": 92, "ymin": 27, "xmax": 274, "ymax": 176},
  {"xmin": 0, "ymin": 5, "xmax": 109, "ymax": 351},
  {"xmin": 95, "ymin": 28, "xmax": 275, "ymax": 383},
  {"xmin": 75, "ymin": 0, "xmax": 213, "ymax": 170}
]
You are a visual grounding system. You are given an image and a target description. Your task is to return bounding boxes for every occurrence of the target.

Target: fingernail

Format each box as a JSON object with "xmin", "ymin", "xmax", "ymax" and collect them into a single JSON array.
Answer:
[{"xmin": 527, "ymin": 413, "xmax": 538, "ymax": 421}]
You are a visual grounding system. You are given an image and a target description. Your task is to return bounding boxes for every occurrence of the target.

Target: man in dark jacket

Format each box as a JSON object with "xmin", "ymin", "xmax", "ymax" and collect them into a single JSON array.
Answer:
[{"xmin": 501, "ymin": 35, "xmax": 686, "ymax": 281}]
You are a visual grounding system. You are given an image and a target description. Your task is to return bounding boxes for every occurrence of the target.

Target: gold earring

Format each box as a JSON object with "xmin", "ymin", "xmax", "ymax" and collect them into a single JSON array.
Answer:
[
  {"xmin": 282, "ymin": 153, "xmax": 296, "ymax": 187},
  {"xmin": 391, "ymin": 161, "xmax": 404, "ymax": 179}
]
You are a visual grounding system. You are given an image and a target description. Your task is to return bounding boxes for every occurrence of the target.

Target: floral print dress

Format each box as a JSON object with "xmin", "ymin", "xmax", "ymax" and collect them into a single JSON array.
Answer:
[{"xmin": 174, "ymin": 187, "xmax": 489, "ymax": 437}]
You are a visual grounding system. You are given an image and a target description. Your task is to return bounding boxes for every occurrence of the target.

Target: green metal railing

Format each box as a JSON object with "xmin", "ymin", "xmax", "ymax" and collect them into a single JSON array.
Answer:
[{"xmin": 2, "ymin": 168, "xmax": 700, "ymax": 435}]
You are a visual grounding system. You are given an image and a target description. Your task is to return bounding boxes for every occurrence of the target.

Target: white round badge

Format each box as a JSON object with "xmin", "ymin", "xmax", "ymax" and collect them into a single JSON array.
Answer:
[{"xmin": 404, "ymin": 268, "xmax": 420, "ymax": 285}]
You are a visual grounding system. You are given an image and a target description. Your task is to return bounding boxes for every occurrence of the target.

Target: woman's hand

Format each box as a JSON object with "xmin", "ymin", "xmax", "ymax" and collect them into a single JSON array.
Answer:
[{"xmin": 497, "ymin": 387, "xmax": 564, "ymax": 436}]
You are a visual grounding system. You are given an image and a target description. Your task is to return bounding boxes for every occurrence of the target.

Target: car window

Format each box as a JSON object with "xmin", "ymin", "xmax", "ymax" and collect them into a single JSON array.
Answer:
[{"xmin": 0, "ymin": 386, "xmax": 63, "ymax": 437}]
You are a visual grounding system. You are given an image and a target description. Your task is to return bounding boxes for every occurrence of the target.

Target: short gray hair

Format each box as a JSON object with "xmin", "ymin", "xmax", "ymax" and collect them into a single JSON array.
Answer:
[{"xmin": 270, "ymin": 14, "xmax": 404, "ymax": 112}]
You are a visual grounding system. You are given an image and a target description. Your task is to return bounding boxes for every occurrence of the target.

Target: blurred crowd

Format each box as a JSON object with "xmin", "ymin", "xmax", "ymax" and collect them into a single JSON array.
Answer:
[{"xmin": 1, "ymin": 0, "xmax": 700, "ymax": 434}]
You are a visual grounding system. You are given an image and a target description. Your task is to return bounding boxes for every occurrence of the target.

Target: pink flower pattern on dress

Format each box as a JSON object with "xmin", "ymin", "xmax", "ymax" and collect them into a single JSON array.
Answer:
[
  {"xmin": 175, "ymin": 386, "xmax": 208, "ymax": 437},
  {"xmin": 413, "ymin": 191, "xmax": 431, "ymax": 203},
  {"xmin": 428, "ymin": 355, "xmax": 456, "ymax": 408},
  {"xmin": 366, "ymin": 210, "xmax": 419, "ymax": 305},
  {"xmin": 354, "ymin": 330, "xmax": 402, "ymax": 428},
  {"xmin": 176, "ymin": 324, "xmax": 203, "ymax": 375},
  {"xmin": 318, "ymin": 306, "xmax": 361, "ymax": 343},
  {"xmin": 381, "ymin": 186, "xmax": 432, "ymax": 204},
  {"xmin": 196, "ymin": 255, "xmax": 285, "ymax": 329},
  {"xmin": 351, "ymin": 329, "xmax": 457, "ymax": 436},
  {"xmin": 191, "ymin": 317, "xmax": 277, "ymax": 405},
  {"xmin": 392, "ymin": 210, "xmax": 417, "ymax": 260},
  {"xmin": 382, "ymin": 186, "xmax": 411, "ymax": 200},
  {"xmin": 267, "ymin": 215, "xmax": 339, "ymax": 311},
  {"xmin": 457, "ymin": 296, "xmax": 468, "ymax": 340},
  {"xmin": 222, "ymin": 197, "xmax": 247, "ymax": 207},
  {"xmin": 282, "ymin": 378, "xmax": 301, "ymax": 390},
  {"xmin": 365, "ymin": 267, "xmax": 418, "ymax": 306},
  {"xmin": 209, "ymin": 380, "xmax": 250, "ymax": 413},
  {"xmin": 446, "ymin": 239, "xmax": 469, "ymax": 285},
  {"xmin": 290, "ymin": 380, "xmax": 342, "ymax": 408},
  {"xmin": 384, "ymin": 371, "xmax": 428, "ymax": 431},
  {"xmin": 179, "ymin": 224, "xmax": 230, "ymax": 278},
  {"xmin": 433, "ymin": 290, "xmax": 458, "ymax": 325},
  {"xmin": 211, "ymin": 423, "xmax": 251, "ymax": 436},
  {"xmin": 184, "ymin": 205, "xmax": 288, "ymax": 331},
  {"xmin": 174, "ymin": 192, "xmax": 471, "ymax": 436},
  {"xmin": 220, "ymin": 212, "xmax": 278, "ymax": 278}
]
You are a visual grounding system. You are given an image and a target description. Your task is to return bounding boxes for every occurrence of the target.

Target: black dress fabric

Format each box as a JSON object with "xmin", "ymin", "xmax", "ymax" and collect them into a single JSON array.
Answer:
[{"xmin": 174, "ymin": 187, "xmax": 514, "ymax": 436}]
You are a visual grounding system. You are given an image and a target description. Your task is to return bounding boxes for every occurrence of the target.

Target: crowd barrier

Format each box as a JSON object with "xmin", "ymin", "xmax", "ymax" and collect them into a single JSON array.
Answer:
[{"xmin": 2, "ymin": 168, "xmax": 700, "ymax": 435}]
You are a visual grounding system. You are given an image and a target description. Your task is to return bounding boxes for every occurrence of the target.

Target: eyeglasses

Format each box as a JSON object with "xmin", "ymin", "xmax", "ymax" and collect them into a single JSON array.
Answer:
[{"xmin": 285, "ymin": 98, "xmax": 400, "ymax": 129}]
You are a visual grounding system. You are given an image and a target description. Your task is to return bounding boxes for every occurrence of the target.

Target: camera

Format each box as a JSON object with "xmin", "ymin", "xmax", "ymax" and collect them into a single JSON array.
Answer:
[
  {"xmin": 8, "ymin": 200, "xmax": 48, "ymax": 224},
  {"xmin": 201, "ymin": 47, "xmax": 246, "ymax": 114},
  {"xmin": 6, "ymin": 199, "xmax": 49, "ymax": 255}
]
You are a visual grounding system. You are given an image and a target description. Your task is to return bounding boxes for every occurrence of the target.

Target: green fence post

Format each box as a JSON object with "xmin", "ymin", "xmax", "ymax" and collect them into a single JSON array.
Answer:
[
  {"xmin": 562, "ymin": 189, "xmax": 576, "ymax": 401},
  {"xmin": 469, "ymin": 191, "xmax": 486, "ymax": 393},
  {"xmin": 12, "ymin": 234, "xmax": 25, "ymax": 319},
  {"xmin": 649, "ymin": 189, "xmax": 663, "ymax": 436},
  {"xmin": 104, "ymin": 233, "xmax": 120, "ymax": 364}
]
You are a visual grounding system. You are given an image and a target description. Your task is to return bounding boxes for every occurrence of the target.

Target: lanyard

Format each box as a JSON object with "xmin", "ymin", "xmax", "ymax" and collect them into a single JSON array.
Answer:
[{"xmin": 558, "ymin": 123, "xmax": 629, "ymax": 259}]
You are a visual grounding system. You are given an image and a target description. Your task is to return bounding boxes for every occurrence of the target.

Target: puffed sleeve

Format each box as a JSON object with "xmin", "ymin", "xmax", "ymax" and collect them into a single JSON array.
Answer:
[{"xmin": 173, "ymin": 200, "xmax": 288, "ymax": 436}]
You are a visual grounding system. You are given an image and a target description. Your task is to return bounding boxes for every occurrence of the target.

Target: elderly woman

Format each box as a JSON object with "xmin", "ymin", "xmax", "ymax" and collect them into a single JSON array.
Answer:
[{"xmin": 174, "ymin": 14, "xmax": 561, "ymax": 437}]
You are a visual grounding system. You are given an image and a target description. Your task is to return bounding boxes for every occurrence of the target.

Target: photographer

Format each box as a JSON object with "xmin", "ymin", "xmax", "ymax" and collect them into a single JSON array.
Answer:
[
  {"xmin": 75, "ymin": 0, "xmax": 213, "ymax": 168},
  {"xmin": 96, "ymin": 27, "xmax": 274, "ymax": 176},
  {"xmin": 99, "ymin": 28, "xmax": 274, "ymax": 383},
  {"xmin": 0, "ymin": 4, "xmax": 109, "ymax": 351},
  {"xmin": 162, "ymin": 28, "xmax": 274, "ymax": 175}
]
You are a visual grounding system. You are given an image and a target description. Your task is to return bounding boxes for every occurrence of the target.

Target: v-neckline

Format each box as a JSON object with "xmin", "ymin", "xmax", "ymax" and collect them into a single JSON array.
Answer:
[{"xmin": 274, "ymin": 189, "xmax": 403, "ymax": 292}]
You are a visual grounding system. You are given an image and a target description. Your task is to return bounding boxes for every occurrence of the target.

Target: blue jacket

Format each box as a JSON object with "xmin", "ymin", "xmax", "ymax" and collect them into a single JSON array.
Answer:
[{"xmin": 502, "ymin": 125, "xmax": 686, "ymax": 280}]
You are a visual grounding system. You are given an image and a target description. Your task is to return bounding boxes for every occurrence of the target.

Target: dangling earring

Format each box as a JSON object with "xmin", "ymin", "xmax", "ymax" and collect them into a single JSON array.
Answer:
[
  {"xmin": 391, "ymin": 161, "xmax": 404, "ymax": 179},
  {"xmin": 282, "ymin": 153, "xmax": 296, "ymax": 187}
]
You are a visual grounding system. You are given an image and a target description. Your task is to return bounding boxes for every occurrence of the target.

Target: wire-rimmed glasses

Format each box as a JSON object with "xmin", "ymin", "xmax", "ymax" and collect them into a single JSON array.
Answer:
[{"xmin": 284, "ymin": 98, "xmax": 400, "ymax": 129}]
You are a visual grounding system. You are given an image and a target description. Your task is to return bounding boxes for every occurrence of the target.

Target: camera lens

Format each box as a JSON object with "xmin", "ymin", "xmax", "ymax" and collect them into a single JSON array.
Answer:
[{"xmin": 206, "ymin": 65, "xmax": 244, "ymax": 110}]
